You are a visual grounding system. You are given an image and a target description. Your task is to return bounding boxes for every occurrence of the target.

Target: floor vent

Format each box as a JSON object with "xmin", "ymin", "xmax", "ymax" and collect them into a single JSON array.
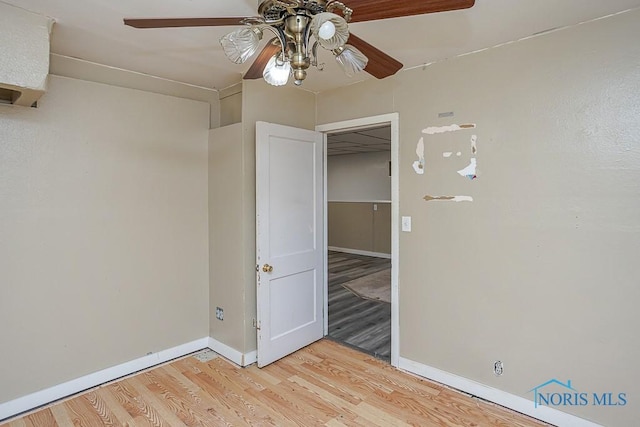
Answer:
[{"xmin": 192, "ymin": 349, "xmax": 218, "ymax": 362}]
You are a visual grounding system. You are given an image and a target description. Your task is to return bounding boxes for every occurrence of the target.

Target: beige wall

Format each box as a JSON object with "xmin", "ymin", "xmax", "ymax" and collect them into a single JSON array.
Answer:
[
  {"xmin": 372, "ymin": 202, "xmax": 391, "ymax": 255},
  {"xmin": 328, "ymin": 202, "xmax": 391, "ymax": 254},
  {"xmin": 317, "ymin": 77, "xmax": 397, "ymax": 124},
  {"xmin": 318, "ymin": 9, "xmax": 640, "ymax": 426},
  {"xmin": 208, "ymin": 123, "xmax": 245, "ymax": 351},
  {"xmin": 50, "ymin": 55, "xmax": 220, "ymax": 129},
  {"xmin": 219, "ymin": 83, "xmax": 242, "ymax": 127},
  {"xmin": 206, "ymin": 80, "xmax": 316, "ymax": 355},
  {"xmin": 0, "ymin": 75, "xmax": 210, "ymax": 403},
  {"xmin": 327, "ymin": 151, "xmax": 391, "ymax": 201}
]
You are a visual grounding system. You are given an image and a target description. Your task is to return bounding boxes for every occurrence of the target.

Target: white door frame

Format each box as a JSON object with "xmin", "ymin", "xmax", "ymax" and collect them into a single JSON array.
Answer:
[{"xmin": 316, "ymin": 113, "xmax": 400, "ymax": 368}]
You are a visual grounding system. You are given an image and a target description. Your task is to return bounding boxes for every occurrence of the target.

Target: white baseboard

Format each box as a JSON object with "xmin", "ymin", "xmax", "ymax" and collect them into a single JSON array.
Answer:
[
  {"xmin": 243, "ymin": 350, "xmax": 257, "ymax": 366},
  {"xmin": 398, "ymin": 357, "xmax": 603, "ymax": 427},
  {"xmin": 328, "ymin": 246, "xmax": 391, "ymax": 259},
  {"xmin": 0, "ymin": 337, "xmax": 209, "ymax": 422},
  {"xmin": 207, "ymin": 337, "xmax": 256, "ymax": 367}
]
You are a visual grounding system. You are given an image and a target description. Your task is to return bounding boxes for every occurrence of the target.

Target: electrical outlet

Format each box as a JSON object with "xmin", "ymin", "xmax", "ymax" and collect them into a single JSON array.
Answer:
[
  {"xmin": 494, "ymin": 360, "xmax": 504, "ymax": 376},
  {"xmin": 216, "ymin": 307, "xmax": 224, "ymax": 321}
]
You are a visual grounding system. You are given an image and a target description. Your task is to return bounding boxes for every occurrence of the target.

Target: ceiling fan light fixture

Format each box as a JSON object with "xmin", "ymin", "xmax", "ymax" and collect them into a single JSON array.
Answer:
[
  {"xmin": 334, "ymin": 44, "xmax": 368, "ymax": 77},
  {"xmin": 310, "ymin": 12, "xmax": 349, "ymax": 50},
  {"xmin": 220, "ymin": 27, "xmax": 263, "ymax": 64},
  {"xmin": 318, "ymin": 21, "xmax": 335, "ymax": 40},
  {"xmin": 263, "ymin": 54, "xmax": 291, "ymax": 86},
  {"xmin": 125, "ymin": 0, "xmax": 441, "ymax": 86}
]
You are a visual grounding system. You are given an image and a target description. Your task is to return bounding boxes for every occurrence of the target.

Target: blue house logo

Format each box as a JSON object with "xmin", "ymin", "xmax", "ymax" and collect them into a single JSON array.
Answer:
[
  {"xmin": 529, "ymin": 379, "xmax": 627, "ymax": 408},
  {"xmin": 529, "ymin": 379, "xmax": 578, "ymax": 408}
]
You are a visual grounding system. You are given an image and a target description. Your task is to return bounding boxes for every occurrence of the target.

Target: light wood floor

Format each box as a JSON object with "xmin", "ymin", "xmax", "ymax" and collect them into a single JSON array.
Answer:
[
  {"xmin": 328, "ymin": 251, "xmax": 391, "ymax": 360},
  {"xmin": 3, "ymin": 340, "xmax": 548, "ymax": 427}
]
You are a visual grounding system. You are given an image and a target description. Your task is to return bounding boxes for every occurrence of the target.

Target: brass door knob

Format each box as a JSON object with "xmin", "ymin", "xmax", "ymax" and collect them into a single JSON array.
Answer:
[{"xmin": 262, "ymin": 264, "xmax": 273, "ymax": 273}]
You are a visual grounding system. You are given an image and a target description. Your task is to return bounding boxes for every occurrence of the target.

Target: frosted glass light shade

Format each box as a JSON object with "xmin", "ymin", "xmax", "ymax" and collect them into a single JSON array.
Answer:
[
  {"xmin": 220, "ymin": 28, "xmax": 262, "ymax": 64},
  {"xmin": 310, "ymin": 13, "xmax": 348, "ymax": 50},
  {"xmin": 263, "ymin": 54, "xmax": 291, "ymax": 86},
  {"xmin": 318, "ymin": 21, "xmax": 335, "ymax": 40},
  {"xmin": 335, "ymin": 45, "xmax": 368, "ymax": 77}
]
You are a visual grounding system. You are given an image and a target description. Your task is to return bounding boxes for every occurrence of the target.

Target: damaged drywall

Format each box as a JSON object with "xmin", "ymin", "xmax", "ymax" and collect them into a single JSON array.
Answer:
[
  {"xmin": 422, "ymin": 123, "xmax": 477, "ymax": 135},
  {"xmin": 414, "ymin": 122, "xmax": 479, "ymax": 203},
  {"xmin": 457, "ymin": 158, "xmax": 477, "ymax": 180},
  {"xmin": 423, "ymin": 195, "xmax": 474, "ymax": 202},
  {"xmin": 413, "ymin": 123, "xmax": 479, "ymax": 179},
  {"xmin": 412, "ymin": 137, "xmax": 425, "ymax": 174}
]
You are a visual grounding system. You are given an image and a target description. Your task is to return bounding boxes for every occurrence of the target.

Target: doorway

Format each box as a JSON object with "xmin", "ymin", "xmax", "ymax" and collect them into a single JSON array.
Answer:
[
  {"xmin": 326, "ymin": 126, "xmax": 392, "ymax": 360},
  {"xmin": 317, "ymin": 113, "xmax": 399, "ymax": 367}
]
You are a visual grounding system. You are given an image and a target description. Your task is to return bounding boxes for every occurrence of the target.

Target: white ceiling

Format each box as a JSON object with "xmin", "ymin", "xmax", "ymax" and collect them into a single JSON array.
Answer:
[{"xmin": 4, "ymin": 0, "xmax": 640, "ymax": 93}]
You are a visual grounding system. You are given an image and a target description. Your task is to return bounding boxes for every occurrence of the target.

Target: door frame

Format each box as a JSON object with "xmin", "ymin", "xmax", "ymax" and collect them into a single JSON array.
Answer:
[{"xmin": 316, "ymin": 113, "xmax": 400, "ymax": 368}]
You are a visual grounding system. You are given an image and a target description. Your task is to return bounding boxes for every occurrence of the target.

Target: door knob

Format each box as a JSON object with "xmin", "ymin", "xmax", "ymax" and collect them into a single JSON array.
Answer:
[{"xmin": 262, "ymin": 264, "xmax": 273, "ymax": 273}]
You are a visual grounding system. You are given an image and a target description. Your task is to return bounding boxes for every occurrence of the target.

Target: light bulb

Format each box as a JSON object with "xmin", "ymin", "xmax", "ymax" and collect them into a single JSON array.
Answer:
[
  {"xmin": 318, "ymin": 21, "xmax": 336, "ymax": 40},
  {"xmin": 220, "ymin": 28, "xmax": 262, "ymax": 64},
  {"xmin": 263, "ymin": 54, "xmax": 291, "ymax": 86},
  {"xmin": 335, "ymin": 45, "xmax": 368, "ymax": 77},
  {"xmin": 310, "ymin": 13, "xmax": 348, "ymax": 50}
]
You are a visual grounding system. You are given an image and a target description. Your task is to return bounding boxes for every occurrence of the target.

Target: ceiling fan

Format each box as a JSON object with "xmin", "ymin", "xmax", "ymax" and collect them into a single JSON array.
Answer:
[{"xmin": 124, "ymin": 0, "xmax": 475, "ymax": 87}]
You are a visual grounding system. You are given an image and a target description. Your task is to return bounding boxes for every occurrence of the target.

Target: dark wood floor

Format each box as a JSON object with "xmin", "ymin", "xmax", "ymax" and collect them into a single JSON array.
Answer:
[{"xmin": 328, "ymin": 251, "xmax": 391, "ymax": 361}]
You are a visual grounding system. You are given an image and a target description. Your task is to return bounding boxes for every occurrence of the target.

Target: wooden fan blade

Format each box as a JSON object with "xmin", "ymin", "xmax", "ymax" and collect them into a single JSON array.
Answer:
[
  {"xmin": 348, "ymin": 34, "xmax": 403, "ymax": 79},
  {"xmin": 244, "ymin": 40, "xmax": 282, "ymax": 80},
  {"xmin": 124, "ymin": 17, "xmax": 249, "ymax": 28},
  {"xmin": 348, "ymin": 0, "xmax": 475, "ymax": 23}
]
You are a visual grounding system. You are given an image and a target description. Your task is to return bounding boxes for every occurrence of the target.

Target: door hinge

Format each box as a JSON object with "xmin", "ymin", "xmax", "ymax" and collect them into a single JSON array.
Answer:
[{"xmin": 252, "ymin": 318, "xmax": 260, "ymax": 330}]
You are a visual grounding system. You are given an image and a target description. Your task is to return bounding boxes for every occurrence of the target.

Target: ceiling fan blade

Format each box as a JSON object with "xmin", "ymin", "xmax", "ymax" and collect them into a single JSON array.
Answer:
[
  {"xmin": 243, "ymin": 39, "xmax": 282, "ymax": 80},
  {"xmin": 124, "ymin": 17, "xmax": 249, "ymax": 28},
  {"xmin": 348, "ymin": 34, "xmax": 403, "ymax": 79},
  {"xmin": 348, "ymin": 0, "xmax": 475, "ymax": 23}
]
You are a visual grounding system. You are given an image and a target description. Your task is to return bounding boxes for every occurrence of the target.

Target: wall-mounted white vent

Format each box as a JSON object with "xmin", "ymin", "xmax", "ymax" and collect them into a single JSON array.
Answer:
[{"xmin": 0, "ymin": 3, "xmax": 54, "ymax": 107}]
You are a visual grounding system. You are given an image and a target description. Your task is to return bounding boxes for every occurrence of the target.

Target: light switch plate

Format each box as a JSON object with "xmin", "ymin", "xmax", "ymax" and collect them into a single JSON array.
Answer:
[{"xmin": 402, "ymin": 216, "xmax": 412, "ymax": 232}]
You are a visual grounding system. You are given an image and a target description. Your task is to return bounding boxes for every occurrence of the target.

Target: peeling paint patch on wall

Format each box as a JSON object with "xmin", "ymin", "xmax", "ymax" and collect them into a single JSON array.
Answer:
[
  {"xmin": 457, "ymin": 158, "xmax": 477, "ymax": 180},
  {"xmin": 422, "ymin": 123, "xmax": 476, "ymax": 135},
  {"xmin": 417, "ymin": 122, "xmax": 479, "ymax": 199},
  {"xmin": 423, "ymin": 195, "xmax": 474, "ymax": 202},
  {"xmin": 412, "ymin": 137, "xmax": 425, "ymax": 174}
]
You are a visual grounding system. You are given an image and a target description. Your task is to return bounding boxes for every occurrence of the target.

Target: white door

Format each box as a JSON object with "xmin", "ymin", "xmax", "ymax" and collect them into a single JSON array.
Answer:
[{"xmin": 256, "ymin": 121, "xmax": 324, "ymax": 367}]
